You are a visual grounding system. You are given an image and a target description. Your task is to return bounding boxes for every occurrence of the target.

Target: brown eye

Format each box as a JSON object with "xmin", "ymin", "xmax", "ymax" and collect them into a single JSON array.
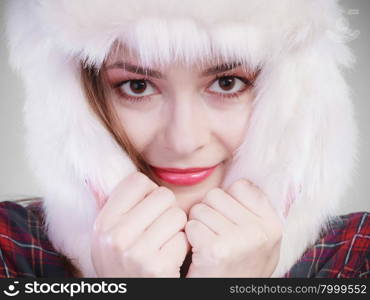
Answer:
[
  {"xmin": 218, "ymin": 76, "xmax": 235, "ymax": 91},
  {"xmin": 130, "ymin": 80, "xmax": 147, "ymax": 94},
  {"xmin": 208, "ymin": 76, "xmax": 247, "ymax": 95},
  {"xmin": 118, "ymin": 79, "xmax": 157, "ymax": 97}
]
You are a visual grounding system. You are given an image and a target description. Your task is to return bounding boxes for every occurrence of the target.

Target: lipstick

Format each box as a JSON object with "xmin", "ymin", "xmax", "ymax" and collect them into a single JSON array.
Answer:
[{"xmin": 151, "ymin": 165, "xmax": 218, "ymax": 186}]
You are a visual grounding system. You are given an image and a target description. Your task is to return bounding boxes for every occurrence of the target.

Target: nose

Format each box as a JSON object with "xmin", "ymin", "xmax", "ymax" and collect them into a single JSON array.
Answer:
[{"xmin": 164, "ymin": 96, "xmax": 209, "ymax": 157}]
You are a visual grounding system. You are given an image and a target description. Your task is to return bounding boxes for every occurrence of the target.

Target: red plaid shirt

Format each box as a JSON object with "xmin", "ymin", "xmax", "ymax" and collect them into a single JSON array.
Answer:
[{"xmin": 0, "ymin": 199, "xmax": 369, "ymax": 278}]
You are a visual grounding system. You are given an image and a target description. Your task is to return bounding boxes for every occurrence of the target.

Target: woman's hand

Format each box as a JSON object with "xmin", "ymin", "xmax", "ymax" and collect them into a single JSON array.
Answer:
[
  {"xmin": 90, "ymin": 172, "xmax": 190, "ymax": 277},
  {"xmin": 185, "ymin": 179, "xmax": 283, "ymax": 277}
]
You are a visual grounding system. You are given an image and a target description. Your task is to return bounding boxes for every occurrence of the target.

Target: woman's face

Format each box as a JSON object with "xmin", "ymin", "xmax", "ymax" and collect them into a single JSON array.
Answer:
[{"xmin": 103, "ymin": 50, "xmax": 256, "ymax": 213}]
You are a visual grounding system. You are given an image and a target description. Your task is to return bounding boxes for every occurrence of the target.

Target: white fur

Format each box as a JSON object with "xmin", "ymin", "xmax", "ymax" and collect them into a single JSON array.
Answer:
[{"xmin": 5, "ymin": 0, "xmax": 358, "ymax": 277}]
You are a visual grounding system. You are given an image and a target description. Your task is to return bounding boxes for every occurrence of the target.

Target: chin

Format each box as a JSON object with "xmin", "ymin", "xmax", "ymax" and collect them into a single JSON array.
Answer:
[
  {"xmin": 174, "ymin": 191, "xmax": 205, "ymax": 215},
  {"xmin": 160, "ymin": 164, "xmax": 225, "ymax": 214}
]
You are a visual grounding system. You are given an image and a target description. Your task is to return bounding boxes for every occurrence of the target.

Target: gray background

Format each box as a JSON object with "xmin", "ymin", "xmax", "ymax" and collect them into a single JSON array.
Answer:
[{"xmin": 0, "ymin": 0, "xmax": 369, "ymax": 214}]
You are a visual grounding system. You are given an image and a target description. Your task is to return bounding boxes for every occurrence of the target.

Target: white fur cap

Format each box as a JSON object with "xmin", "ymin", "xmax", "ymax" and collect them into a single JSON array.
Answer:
[{"xmin": 5, "ymin": 0, "xmax": 358, "ymax": 277}]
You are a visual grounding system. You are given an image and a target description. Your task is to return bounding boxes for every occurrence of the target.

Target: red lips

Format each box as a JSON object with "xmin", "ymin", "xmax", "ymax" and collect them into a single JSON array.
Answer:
[{"xmin": 151, "ymin": 165, "xmax": 219, "ymax": 186}]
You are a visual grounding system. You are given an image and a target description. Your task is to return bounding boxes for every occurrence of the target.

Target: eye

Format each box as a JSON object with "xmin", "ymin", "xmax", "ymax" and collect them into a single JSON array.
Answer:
[
  {"xmin": 208, "ymin": 76, "xmax": 248, "ymax": 94},
  {"xmin": 118, "ymin": 79, "xmax": 157, "ymax": 97}
]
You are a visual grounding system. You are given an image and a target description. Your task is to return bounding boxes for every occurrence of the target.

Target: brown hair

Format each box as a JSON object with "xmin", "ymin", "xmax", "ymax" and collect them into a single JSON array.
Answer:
[{"xmin": 80, "ymin": 63, "xmax": 158, "ymax": 183}]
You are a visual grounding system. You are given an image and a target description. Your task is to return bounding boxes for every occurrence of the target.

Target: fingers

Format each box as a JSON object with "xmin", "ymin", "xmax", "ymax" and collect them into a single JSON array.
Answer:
[
  {"xmin": 107, "ymin": 171, "xmax": 158, "ymax": 212},
  {"xmin": 226, "ymin": 179, "xmax": 283, "ymax": 240},
  {"xmin": 95, "ymin": 172, "xmax": 158, "ymax": 231},
  {"xmin": 97, "ymin": 186, "xmax": 177, "ymax": 249},
  {"xmin": 137, "ymin": 207, "xmax": 187, "ymax": 249},
  {"xmin": 202, "ymin": 188, "xmax": 252, "ymax": 226},
  {"xmin": 160, "ymin": 231, "xmax": 190, "ymax": 269},
  {"xmin": 226, "ymin": 179, "xmax": 272, "ymax": 218},
  {"xmin": 118, "ymin": 186, "xmax": 177, "ymax": 237},
  {"xmin": 188, "ymin": 202, "xmax": 235, "ymax": 235},
  {"xmin": 185, "ymin": 219, "xmax": 217, "ymax": 249}
]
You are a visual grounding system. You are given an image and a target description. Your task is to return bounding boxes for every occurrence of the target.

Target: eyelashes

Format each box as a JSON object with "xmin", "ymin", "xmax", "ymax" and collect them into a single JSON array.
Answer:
[
  {"xmin": 208, "ymin": 75, "xmax": 253, "ymax": 99},
  {"xmin": 113, "ymin": 79, "xmax": 159, "ymax": 103},
  {"xmin": 111, "ymin": 72, "xmax": 255, "ymax": 104}
]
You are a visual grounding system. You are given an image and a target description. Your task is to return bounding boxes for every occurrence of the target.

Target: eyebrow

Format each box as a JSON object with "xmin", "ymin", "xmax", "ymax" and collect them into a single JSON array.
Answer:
[
  {"xmin": 105, "ymin": 62, "xmax": 164, "ymax": 79},
  {"xmin": 104, "ymin": 61, "xmax": 243, "ymax": 79},
  {"xmin": 201, "ymin": 62, "xmax": 243, "ymax": 76}
]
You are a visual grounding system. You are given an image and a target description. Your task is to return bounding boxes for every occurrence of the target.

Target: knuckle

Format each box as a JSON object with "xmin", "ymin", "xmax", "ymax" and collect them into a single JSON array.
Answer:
[
  {"xmin": 154, "ymin": 186, "xmax": 176, "ymax": 203},
  {"xmin": 107, "ymin": 226, "xmax": 133, "ymax": 252},
  {"xmin": 208, "ymin": 241, "xmax": 229, "ymax": 263},
  {"xmin": 228, "ymin": 178, "xmax": 249, "ymax": 194},
  {"xmin": 185, "ymin": 219, "xmax": 197, "ymax": 234},
  {"xmin": 121, "ymin": 247, "xmax": 134, "ymax": 260},
  {"xmin": 189, "ymin": 203, "xmax": 206, "ymax": 219},
  {"xmin": 229, "ymin": 179, "xmax": 267, "ymax": 203},
  {"xmin": 175, "ymin": 231, "xmax": 187, "ymax": 245},
  {"xmin": 109, "ymin": 230, "xmax": 125, "ymax": 252},
  {"xmin": 120, "ymin": 248, "xmax": 138, "ymax": 265},
  {"xmin": 168, "ymin": 207, "xmax": 187, "ymax": 225},
  {"xmin": 122, "ymin": 244, "xmax": 147, "ymax": 263}
]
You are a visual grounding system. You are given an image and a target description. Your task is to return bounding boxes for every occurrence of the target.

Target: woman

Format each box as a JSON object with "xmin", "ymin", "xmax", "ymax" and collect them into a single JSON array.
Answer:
[{"xmin": 1, "ymin": 0, "xmax": 368, "ymax": 277}]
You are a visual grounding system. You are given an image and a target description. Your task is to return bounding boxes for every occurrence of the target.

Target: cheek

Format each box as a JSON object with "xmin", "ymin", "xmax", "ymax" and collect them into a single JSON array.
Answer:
[
  {"xmin": 210, "ymin": 102, "xmax": 252, "ymax": 152},
  {"xmin": 114, "ymin": 107, "xmax": 160, "ymax": 152}
]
